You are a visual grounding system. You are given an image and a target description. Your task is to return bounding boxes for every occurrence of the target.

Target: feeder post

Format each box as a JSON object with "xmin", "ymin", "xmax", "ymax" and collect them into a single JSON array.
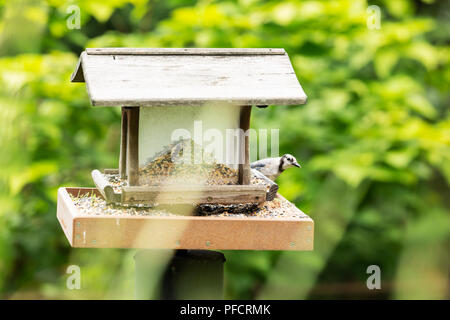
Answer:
[
  {"xmin": 239, "ymin": 105, "xmax": 252, "ymax": 184},
  {"xmin": 126, "ymin": 107, "xmax": 140, "ymax": 186},
  {"xmin": 119, "ymin": 107, "xmax": 128, "ymax": 179},
  {"xmin": 135, "ymin": 250, "xmax": 225, "ymax": 300}
]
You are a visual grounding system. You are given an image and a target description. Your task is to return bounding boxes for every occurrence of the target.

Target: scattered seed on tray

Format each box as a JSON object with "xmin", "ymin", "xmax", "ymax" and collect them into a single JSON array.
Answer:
[
  {"xmin": 70, "ymin": 192, "xmax": 309, "ymax": 219},
  {"xmin": 70, "ymin": 192, "xmax": 175, "ymax": 216}
]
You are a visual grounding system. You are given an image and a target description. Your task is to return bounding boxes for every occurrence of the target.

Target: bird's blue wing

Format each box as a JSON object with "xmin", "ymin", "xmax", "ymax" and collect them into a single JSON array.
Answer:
[{"xmin": 250, "ymin": 163, "xmax": 266, "ymax": 169}]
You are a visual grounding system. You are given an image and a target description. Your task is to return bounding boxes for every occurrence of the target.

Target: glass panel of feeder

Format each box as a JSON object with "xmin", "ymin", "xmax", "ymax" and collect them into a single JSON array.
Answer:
[{"xmin": 139, "ymin": 105, "xmax": 241, "ymax": 186}]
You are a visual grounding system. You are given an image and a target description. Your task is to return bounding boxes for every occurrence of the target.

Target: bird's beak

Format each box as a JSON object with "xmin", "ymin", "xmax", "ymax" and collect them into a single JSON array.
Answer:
[{"xmin": 293, "ymin": 162, "xmax": 301, "ymax": 168}]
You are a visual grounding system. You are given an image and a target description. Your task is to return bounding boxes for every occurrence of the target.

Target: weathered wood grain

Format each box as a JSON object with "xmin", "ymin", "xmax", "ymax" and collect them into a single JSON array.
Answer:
[
  {"xmin": 86, "ymin": 48, "xmax": 286, "ymax": 55},
  {"xmin": 103, "ymin": 168, "xmax": 119, "ymax": 174},
  {"xmin": 91, "ymin": 169, "xmax": 110, "ymax": 198},
  {"xmin": 239, "ymin": 106, "xmax": 252, "ymax": 185},
  {"xmin": 251, "ymin": 168, "xmax": 279, "ymax": 201},
  {"xmin": 99, "ymin": 168, "xmax": 278, "ymax": 203},
  {"xmin": 119, "ymin": 107, "xmax": 128, "ymax": 179},
  {"xmin": 91, "ymin": 169, "xmax": 121, "ymax": 204},
  {"xmin": 121, "ymin": 184, "xmax": 267, "ymax": 205},
  {"xmin": 57, "ymin": 187, "xmax": 314, "ymax": 250},
  {"xmin": 56, "ymin": 187, "xmax": 79, "ymax": 247},
  {"xmin": 71, "ymin": 49, "xmax": 307, "ymax": 107},
  {"xmin": 126, "ymin": 107, "xmax": 140, "ymax": 186}
]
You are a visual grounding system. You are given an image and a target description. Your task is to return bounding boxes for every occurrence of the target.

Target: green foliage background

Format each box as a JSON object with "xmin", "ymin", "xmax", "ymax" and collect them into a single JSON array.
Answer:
[{"xmin": 0, "ymin": 0, "xmax": 448, "ymax": 299}]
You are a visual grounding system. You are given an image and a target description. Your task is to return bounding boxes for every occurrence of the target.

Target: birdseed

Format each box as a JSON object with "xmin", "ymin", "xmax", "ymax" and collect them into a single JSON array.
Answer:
[
  {"xmin": 104, "ymin": 139, "xmax": 270, "ymax": 193},
  {"xmin": 70, "ymin": 192, "xmax": 176, "ymax": 216},
  {"xmin": 138, "ymin": 139, "xmax": 239, "ymax": 186},
  {"xmin": 105, "ymin": 172, "xmax": 268, "ymax": 194},
  {"xmin": 87, "ymin": 139, "xmax": 276, "ymax": 214},
  {"xmin": 70, "ymin": 192, "xmax": 308, "ymax": 219}
]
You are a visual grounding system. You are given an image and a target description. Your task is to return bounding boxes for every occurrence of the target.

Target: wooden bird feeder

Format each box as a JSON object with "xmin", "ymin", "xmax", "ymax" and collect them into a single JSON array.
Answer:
[{"xmin": 57, "ymin": 48, "xmax": 314, "ymax": 252}]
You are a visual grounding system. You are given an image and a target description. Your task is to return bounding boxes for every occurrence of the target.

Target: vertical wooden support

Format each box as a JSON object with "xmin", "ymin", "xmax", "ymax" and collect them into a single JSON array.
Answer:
[
  {"xmin": 119, "ymin": 107, "xmax": 128, "ymax": 179},
  {"xmin": 239, "ymin": 105, "xmax": 252, "ymax": 184},
  {"xmin": 126, "ymin": 107, "xmax": 140, "ymax": 186}
]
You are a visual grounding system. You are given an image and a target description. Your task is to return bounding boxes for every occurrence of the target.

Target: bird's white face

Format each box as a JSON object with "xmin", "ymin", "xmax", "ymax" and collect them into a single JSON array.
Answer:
[{"xmin": 281, "ymin": 154, "xmax": 301, "ymax": 170}]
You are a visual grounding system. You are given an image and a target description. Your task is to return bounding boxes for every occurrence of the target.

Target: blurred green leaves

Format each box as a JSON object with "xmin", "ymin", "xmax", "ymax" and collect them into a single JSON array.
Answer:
[{"xmin": 0, "ymin": 0, "xmax": 448, "ymax": 299}]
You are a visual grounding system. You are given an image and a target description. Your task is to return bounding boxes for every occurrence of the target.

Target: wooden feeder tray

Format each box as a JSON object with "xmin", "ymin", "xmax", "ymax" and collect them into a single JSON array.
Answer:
[
  {"xmin": 92, "ymin": 168, "xmax": 279, "ymax": 205},
  {"xmin": 57, "ymin": 187, "xmax": 314, "ymax": 251}
]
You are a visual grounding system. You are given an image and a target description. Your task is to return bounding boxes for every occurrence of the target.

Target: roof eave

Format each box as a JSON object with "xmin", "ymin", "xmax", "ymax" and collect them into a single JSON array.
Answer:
[{"xmin": 89, "ymin": 96, "xmax": 307, "ymax": 107}]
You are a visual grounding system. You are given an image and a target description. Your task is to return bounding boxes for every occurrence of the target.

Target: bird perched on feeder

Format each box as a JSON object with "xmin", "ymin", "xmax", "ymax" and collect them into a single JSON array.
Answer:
[{"xmin": 251, "ymin": 154, "xmax": 301, "ymax": 181}]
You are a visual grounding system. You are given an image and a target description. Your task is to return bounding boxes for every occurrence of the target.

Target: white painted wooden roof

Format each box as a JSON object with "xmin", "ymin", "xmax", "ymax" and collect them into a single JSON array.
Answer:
[{"xmin": 71, "ymin": 48, "xmax": 307, "ymax": 107}]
